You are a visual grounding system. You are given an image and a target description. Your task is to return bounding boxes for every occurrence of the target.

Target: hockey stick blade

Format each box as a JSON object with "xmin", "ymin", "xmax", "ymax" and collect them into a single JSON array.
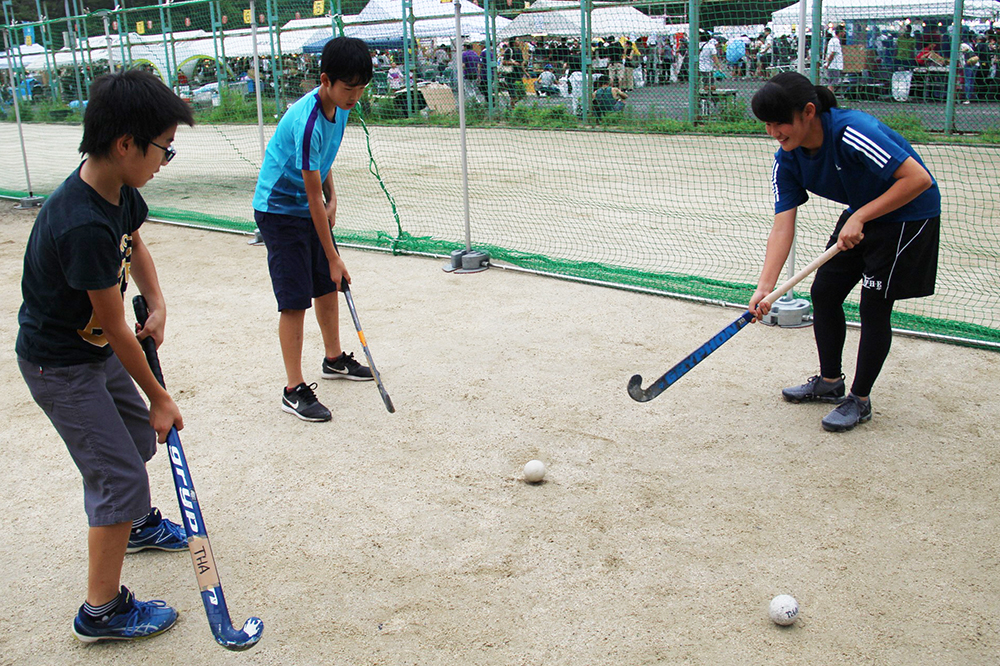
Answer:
[
  {"xmin": 628, "ymin": 245, "xmax": 840, "ymax": 403},
  {"xmin": 628, "ymin": 310, "xmax": 755, "ymax": 401},
  {"xmin": 342, "ymin": 281, "xmax": 395, "ymax": 413},
  {"xmin": 133, "ymin": 296, "xmax": 264, "ymax": 651}
]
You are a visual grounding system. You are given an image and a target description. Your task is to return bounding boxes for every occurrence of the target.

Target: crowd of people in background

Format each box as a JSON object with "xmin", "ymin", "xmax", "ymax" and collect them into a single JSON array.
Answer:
[
  {"xmin": 683, "ymin": 23, "xmax": 999, "ymax": 102},
  {"xmin": 4, "ymin": 20, "xmax": 998, "ymax": 115}
]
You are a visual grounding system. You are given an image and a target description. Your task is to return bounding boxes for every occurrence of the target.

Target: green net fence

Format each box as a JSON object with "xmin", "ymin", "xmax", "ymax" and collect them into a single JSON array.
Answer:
[{"xmin": 2, "ymin": 0, "xmax": 998, "ymax": 348}]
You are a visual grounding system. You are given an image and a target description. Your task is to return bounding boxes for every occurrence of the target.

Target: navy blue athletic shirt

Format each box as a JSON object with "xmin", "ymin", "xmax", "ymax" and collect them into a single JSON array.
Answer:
[
  {"xmin": 771, "ymin": 107, "xmax": 941, "ymax": 223},
  {"xmin": 17, "ymin": 164, "xmax": 148, "ymax": 366}
]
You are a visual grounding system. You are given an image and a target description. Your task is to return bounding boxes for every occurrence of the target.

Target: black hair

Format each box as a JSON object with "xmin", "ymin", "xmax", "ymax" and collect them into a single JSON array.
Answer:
[
  {"xmin": 79, "ymin": 69, "xmax": 194, "ymax": 158},
  {"xmin": 751, "ymin": 71, "xmax": 838, "ymax": 124},
  {"xmin": 320, "ymin": 36, "xmax": 373, "ymax": 86}
]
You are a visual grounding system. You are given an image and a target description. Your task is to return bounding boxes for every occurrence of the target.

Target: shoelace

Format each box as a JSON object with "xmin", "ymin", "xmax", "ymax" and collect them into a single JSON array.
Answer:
[
  {"xmin": 340, "ymin": 352, "xmax": 362, "ymax": 369},
  {"xmin": 834, "ymin": 395, "xmax": 864, "ymax": 415},
  {"xmin": 810, "ymin": 375, "xmax": 843, "ymax": 394},
  {"xmin": 299, "ymin": 382, "xmax": 320, "ymax": 401},
  {"xmin": 123, "ymin": 598, "xmax": 170, "ymax": 636},
  {"xmin": 162, "ymin": 518, "xmax": 188, "ymax": 541}
]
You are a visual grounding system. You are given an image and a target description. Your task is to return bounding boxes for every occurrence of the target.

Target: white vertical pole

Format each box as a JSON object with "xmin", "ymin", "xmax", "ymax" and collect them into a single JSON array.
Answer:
[
  {"xmin": 796, "ymin": 0, "xmax": 807, "ymax": 73},
  {"xmin": 102, "ymin": 13, "xmax": 115, "ymax": 71},
  {"xmin": 454, "ymin": 0, "xmax": 470, "ymax": 251},
  {"xmin": 250, "ymin": 0, "xmax": 265, "ymax": 161},
  {"xmin": 783, "ymin": 0, "xmax": 810, "ymax": 295},
  {"xmin": 3, "ymin": 28, "xmax": 37, "ymax": 199}
]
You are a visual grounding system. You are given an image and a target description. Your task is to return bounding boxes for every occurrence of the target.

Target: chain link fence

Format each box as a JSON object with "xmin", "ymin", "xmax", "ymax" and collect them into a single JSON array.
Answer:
[{"xmin": 2, "ymin": 0, "xmax": 998, "ymax": 347}]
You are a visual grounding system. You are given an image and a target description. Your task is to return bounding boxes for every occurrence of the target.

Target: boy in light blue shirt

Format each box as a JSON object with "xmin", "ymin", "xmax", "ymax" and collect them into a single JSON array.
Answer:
[{"xmin": 253, "ymin": 36, "xmax": 374, "ymax": 422}]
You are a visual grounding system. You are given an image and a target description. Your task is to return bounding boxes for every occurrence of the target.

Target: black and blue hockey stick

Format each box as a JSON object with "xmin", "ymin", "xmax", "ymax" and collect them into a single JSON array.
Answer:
[
  {"xmin": 134, "ymin": 296, "xmax": 264, "ymax": 651},
  {"xmin": 628, "ymin": 245, "xmax": 840, "ymax": 402}
]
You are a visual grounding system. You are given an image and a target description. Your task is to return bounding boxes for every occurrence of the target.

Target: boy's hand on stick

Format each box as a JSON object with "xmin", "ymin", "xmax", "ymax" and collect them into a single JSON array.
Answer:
[
  {"xmin": 134, "ymin": 303, "xmax": 166, "ymax": 349},
  {"xmin": 149, "ymin": 395, "xmax": 184, "ymax": 443},
  {"xmin": 329, "ymin": 256, "xmax": 350, "ymax": 289}
]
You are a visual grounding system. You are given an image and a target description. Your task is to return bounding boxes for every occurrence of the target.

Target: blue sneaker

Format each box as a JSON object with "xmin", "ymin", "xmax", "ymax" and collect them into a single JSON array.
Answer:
[
  {"xmin": 72, "ymin": 586, "xmax": 178, "ymax": 643},
  {"xmin": 127, "ymin": 508, "xmax": 187, "ymax": 553}
]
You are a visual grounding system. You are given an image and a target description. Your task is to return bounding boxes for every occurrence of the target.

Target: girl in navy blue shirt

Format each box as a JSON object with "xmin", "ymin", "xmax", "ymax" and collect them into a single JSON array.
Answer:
[{"xmin": 748, "ymin": 72, "xmax": 941, "ymax": 432}]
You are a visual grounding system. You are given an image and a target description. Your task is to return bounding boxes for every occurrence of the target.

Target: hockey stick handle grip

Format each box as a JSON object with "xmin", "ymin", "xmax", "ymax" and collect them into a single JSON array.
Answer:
[
  {"xmin": 133, "ymin": 295, "xmax": 166, "ymax": 389},
  {"xmin": 762, "ymin": 245, "xmax": 841, "ymax": 307}
]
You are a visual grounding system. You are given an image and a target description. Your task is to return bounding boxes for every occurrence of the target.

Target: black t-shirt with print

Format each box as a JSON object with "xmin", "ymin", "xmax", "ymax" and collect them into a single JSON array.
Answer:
[{"xmin": 16, "ymin": 164, "xmax": 148, "ymax": 366}]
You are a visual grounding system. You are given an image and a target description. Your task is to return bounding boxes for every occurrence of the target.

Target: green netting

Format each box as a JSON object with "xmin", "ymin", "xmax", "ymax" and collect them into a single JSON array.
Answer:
[{"xmin": 2, "ymin": 0, "xmax": 998, "ymax": 348}]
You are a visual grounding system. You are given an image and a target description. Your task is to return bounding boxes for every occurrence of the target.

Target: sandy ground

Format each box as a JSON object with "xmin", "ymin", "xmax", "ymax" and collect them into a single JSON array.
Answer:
[{"xmin": 1, "ymin": 204, "xmax": 999, "ymax": 665}]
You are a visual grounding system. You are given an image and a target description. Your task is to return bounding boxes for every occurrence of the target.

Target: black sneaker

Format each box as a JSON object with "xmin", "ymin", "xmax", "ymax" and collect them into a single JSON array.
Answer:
[
  {"xmin": 281, "ymin": 382, "xmax": 331, "ymax": 422},
  {"xmin": 782, "ymin": 374, "xmax": 846, "ymax": 403},
  {"xmin": 321, "ymin": 352, "xmax": 373, "ymax": 382},
  {"xmin": 822, "ymin": 394, "xmax": 873, "ymax": 432}
]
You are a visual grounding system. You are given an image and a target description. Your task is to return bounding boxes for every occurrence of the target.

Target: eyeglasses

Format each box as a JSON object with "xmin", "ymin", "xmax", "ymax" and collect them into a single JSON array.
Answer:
[{"xmin": 146, "ymin": 139, "xmax": 177, "ymax": 164}]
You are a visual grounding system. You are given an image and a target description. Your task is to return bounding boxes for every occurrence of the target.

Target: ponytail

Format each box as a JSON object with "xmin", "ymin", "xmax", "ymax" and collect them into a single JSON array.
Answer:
[{"xmin": 814, "ymin": 84, "xmax": 838, "ymax": 113}]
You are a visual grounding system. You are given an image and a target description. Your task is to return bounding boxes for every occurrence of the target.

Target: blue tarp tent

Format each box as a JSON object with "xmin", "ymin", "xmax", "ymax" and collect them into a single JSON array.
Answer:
[{"xmin": 303, "ymin": 35, "xmax": 404, "ymax": 53}]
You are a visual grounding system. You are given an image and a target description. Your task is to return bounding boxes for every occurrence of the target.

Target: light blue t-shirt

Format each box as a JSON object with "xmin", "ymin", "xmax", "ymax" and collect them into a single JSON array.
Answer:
[
  {"xmin": 771, "ymin": 107, "xmax": 940, "ymax": 223},
  {"xmin": 253, "ymin": 88, "xmax": 350, "ymax": 217}
]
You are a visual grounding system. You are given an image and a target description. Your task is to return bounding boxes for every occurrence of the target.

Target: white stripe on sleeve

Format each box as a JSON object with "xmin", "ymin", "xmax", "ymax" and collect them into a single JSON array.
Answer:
[
  {"xmin": 842, "ymin": 125, "xmax": 891, "ymax": 168},
  {"xmin": 771, "ymin": 160, "xmax": 780, "ymax": 204}
]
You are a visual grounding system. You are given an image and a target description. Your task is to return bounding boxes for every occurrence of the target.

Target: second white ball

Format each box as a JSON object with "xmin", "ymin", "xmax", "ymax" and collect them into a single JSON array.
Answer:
[
  {"xmin": 769, "ymin": 595, "xmax": 799, "ymax": 626},
  {"xmin": 523, "ymin": 460, "xmax": 546, "ymax": 483}
]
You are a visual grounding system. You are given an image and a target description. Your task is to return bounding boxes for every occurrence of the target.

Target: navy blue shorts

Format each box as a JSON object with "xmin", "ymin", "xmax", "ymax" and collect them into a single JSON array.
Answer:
[
  {"xmin": 255, "ymin": 210, "xmax": 339, "ymax": 311},
  {"xmin": 818, "ymin": 210, "xmax": 940, "ymax": 301}
]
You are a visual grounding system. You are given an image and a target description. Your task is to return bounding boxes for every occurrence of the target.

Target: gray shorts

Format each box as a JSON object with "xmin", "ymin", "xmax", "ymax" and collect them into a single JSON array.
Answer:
[{"xmin": 18, "ymin": 355, "xmax": 155, "ymax": 527}]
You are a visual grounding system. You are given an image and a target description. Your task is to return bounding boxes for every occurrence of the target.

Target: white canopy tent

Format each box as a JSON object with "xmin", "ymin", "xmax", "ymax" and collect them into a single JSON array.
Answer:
[
  {"xmin": 772, "ymin": 0, "xmax": 1000, "ymax": 33},
  {"xmin": 344, "ymin": 0, "xmax": 511, "ymax": 40},
  {"xmin": 0, "ymin": 42, "xmax": 46, "ymax": 69},
  {"xmin": 277, "ymin": 14, "xmax": 365, "ymax": 52},
  {"xmin": 8, "ymin": 3, "xmax": 514, "ymax": 80},
  {"xmin": 498, "ymin": 0, "xmax": 665, "ymax": 40}
]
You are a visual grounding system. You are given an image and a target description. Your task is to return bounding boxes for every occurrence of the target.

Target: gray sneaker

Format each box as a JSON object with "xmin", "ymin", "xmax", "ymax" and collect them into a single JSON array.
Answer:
[
  {"xmin": 822, "ymin": 394, "xmax": 872, "ymax": 432},
  {"xmin": 281, "ymin": 382, "xmax": 332, "ymax": 422},
  {"xmin": 782, "ymin": 374, "xmax": 846, "ymax": 403}
]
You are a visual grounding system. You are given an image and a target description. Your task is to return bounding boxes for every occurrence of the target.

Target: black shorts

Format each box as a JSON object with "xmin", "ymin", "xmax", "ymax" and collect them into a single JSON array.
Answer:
[
  {"xmin": 255, "ymin": 210, "xmax": 338, "ymax": 311},
  {"xmin": 818, "ymin": 210, "xmax": 940, "ymax": 301}
]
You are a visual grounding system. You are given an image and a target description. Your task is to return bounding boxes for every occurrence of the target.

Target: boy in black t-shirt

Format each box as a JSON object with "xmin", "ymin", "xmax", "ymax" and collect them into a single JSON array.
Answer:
[{"xmin": 16, "ymin": 70, "xmax": 194, "ymax": 643}]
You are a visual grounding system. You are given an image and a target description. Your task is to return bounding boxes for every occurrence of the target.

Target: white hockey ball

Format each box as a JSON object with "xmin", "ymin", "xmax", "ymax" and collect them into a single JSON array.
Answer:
[
  {"xmin": 523, "ymin": 460, "xmax": 546, "ymax": 483},
  {"xmin": 769, "ymin": 595, "xmax": 799, "ymax": 626}
]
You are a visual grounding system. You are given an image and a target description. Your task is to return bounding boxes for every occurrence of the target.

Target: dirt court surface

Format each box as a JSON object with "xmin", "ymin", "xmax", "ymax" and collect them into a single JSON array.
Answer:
[{"xmin": 1, "ymin": 205, "xmax": 998, "ymax": 665}]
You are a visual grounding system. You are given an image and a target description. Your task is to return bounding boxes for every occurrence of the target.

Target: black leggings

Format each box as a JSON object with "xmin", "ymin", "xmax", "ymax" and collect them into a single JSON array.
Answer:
[{"xmin": 811, "ymin": 274, "xmax": 895, "ymax": 398}]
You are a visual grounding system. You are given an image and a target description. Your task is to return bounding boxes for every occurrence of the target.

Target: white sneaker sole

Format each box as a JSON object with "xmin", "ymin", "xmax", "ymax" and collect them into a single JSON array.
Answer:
[
  {"xmin": 281, "ymin": 403, "xmax": 331, "ymax": 422},
  {"xmin": 322, "ymin": 371, "xmax": 374, "ymax": 382}
]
